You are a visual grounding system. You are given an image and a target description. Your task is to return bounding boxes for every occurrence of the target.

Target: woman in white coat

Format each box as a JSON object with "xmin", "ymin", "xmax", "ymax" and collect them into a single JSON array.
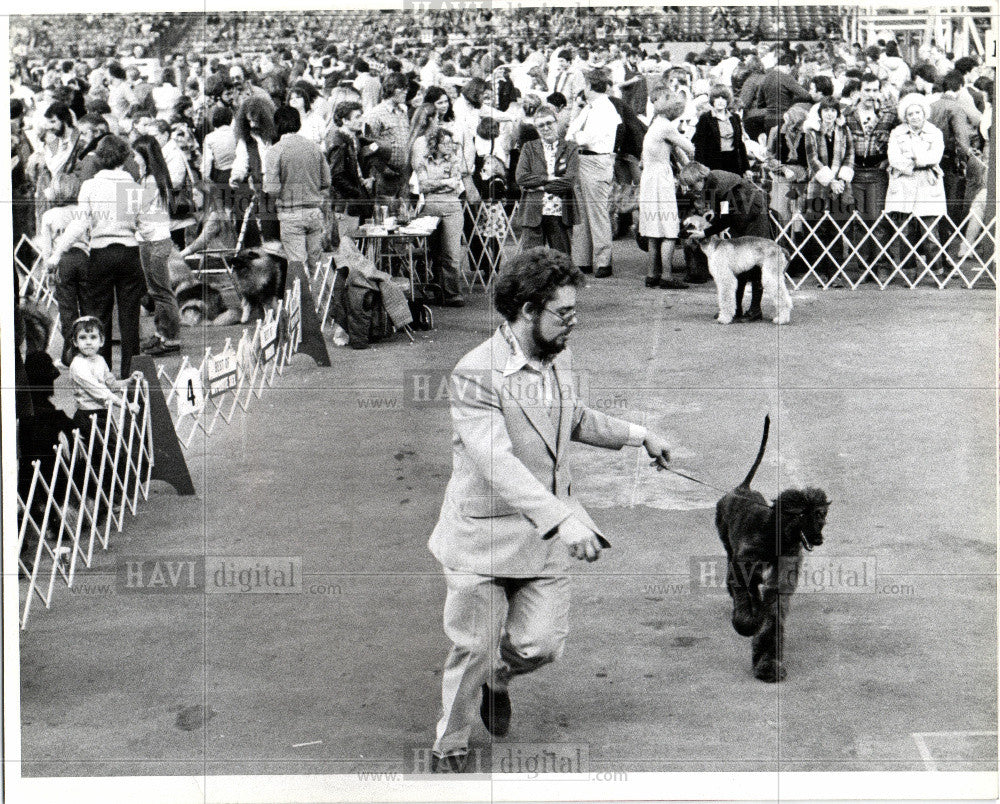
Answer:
[{"xmin": 885, "ymin": 93, "xmax": 947, "ymax": 277}]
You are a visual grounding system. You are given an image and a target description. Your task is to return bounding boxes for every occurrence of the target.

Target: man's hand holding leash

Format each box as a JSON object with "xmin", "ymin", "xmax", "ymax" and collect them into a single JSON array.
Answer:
[{"xmin": 643, "ymin": 433, "xmax": 671, "ymax": 470}]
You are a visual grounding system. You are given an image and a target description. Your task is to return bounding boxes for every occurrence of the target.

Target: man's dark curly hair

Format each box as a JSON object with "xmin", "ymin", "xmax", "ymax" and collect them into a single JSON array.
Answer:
[{"xmin": 493, "ymin": 247, "xmax": 584, "ymax": 322}]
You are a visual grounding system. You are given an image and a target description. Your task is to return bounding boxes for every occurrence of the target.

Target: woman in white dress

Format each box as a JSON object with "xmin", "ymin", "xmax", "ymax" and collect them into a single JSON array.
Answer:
[{"xmin": 638, "ymin": 87, "xmax": 695, "ymax": 288}]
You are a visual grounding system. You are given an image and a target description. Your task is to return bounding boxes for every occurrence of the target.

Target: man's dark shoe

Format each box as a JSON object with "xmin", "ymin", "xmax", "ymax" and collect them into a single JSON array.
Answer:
[
  {"xmin": 685, "ymin": 272, "xmax": 711, "ymax": 284},
  {"xmin": 594, "ymin": 265, "xmax": 613, "ymax": 278},
  {"xmin": 659, "ymin": 278, "xmax": 688, "ymax": 289},
  {"xmin": 577, "ymin": 265, "xmax": 593, "ymax": 274},
  {"xmin": 431, "ymin": 752, "xmax": 469, "ymax": 773},
  {"xmin": 480, "ymin": 683, "xmax": 511, "ymax": 737},
  {"xmin": 143, "ymin": 335, "xmax": 181, "ymax": 356},
  {"xmin": 743, "ymin": 308, "xmax": 763, "ymax": 322}
]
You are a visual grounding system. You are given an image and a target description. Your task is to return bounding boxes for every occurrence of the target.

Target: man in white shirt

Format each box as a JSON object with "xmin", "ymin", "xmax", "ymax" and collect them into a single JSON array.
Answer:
[
  {"xmin": 151, "ymin": 118, "xmax": 189, "ymax": 190},
  {"xmin": 352, "ymin": 58, "xmax": 381, "ymax": 112},
  {"xmin": 201, "ymin": 106, "xmax": 237, "ymax": 186},
  {"xmin": 106, "ymin": 62, "xmax": 137, "ymax": 120},
  {"xmin": 564, "ymin": 69, "xmax": 620, "ymax": 276},
  {"xmin": 604, "ymin": 45, "xmax": 627, "ymax": 95}
]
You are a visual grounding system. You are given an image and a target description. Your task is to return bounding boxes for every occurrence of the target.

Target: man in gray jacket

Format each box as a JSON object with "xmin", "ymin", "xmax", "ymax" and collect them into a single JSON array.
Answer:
[{"xmin": 427, "ymin": 247, "xmax": 673, "ymax": 772}]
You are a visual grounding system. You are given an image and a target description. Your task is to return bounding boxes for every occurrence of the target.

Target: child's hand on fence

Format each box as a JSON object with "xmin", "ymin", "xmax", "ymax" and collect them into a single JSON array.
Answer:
[
  {"xmin": 128, "ymin": 401, "xmax": 141, "ymax": 415},
  {"xmin": 130, "ymin": 370, "xmax": 145, "ymax": 383}
]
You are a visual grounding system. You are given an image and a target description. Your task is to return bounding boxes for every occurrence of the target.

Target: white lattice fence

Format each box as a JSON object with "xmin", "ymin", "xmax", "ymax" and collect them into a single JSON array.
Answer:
[
  {"xmin": 15, "ymin": 233, "xmax": 58, "ymax": 309},
  {"xmin": 767, "ymin": 209, "xmax": 993, "ymax": 290},
  {"xmin": 461, "ymin": 199, "xmax": 525, "ymax": 289},
  {"xmin": 452, "ymin": 198, "xmax": 994, "ymax": 291},
  {"xmin": 155, "ymin": 279, "xmax": 303, "ymax": 449},
  {"xmin": 311, "ymin": 254, "xmax": 338, "ymax": 332},
  {"xmin": 17, "ymin": 380, "xmax": 153, "ymax": 628}
]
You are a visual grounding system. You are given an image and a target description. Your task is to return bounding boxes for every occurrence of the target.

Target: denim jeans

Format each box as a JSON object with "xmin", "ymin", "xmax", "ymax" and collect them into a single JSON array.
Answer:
[
  {"xmin": 278, "ymin": 206, "xmax": 325, "ymax": 276},
  {"xmin": 139, "ymin": 238, "xmax": 180, "ymax": 339},
  {"xmin": 423, "ymin": 195, "xmax": 465, "ymax": 302}
]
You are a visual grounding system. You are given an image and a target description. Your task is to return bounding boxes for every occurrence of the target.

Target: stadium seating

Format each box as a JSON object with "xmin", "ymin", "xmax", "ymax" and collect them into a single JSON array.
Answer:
[{"xmin": 13, "ymin": 7, "xmax": 855, "ymax": 63}]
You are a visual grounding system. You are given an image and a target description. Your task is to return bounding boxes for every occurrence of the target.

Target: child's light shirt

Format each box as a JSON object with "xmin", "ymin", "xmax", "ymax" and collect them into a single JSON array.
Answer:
[{"xmin": 70, "ymin": 353, "xmax": 119, "ymax": 411}]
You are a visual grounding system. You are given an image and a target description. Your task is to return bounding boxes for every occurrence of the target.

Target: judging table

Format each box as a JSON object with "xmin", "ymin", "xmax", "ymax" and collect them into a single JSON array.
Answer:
[{"xmin": 352, "ymin": 216, "xmax": 440, "ymax": 301}]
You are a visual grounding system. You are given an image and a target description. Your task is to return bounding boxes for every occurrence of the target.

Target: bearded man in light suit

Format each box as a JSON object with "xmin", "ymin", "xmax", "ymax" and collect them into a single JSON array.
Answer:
[{"xmin": 427, "ymin": 247, "xmax": 673, "ymax": 772}]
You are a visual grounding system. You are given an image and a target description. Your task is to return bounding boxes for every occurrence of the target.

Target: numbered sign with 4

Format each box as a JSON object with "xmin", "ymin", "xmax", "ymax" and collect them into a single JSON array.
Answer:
[{"xmin": 175, "ymin": 365, "xmax": 205, "ymax": 417}]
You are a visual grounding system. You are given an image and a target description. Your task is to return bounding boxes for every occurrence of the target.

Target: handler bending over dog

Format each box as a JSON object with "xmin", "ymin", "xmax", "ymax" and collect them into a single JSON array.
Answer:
[
  {"xmin": 427, "ymin": 247, "xmax": 673, "ymax": 772},
  {"xmin": 677, "ymin": 161, "xmax": 773, "ymax": 321}
]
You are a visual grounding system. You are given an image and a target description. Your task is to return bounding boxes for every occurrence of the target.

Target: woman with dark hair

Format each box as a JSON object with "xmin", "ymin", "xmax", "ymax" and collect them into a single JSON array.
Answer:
[
  {"xmin": 48, "ymin": 135, "xmax": 145, "ymax": 376},
  {"xmin": 132, "ymin": 135, "xmax": 181, "ymax": 354},
  {"xmin": 153, "ymin": 66, "xmax": 181, "ymax": 121},
  {"xmin": 691, "ymin": 85, "xmax": 750, "ymax": 176},
  {"xmin": 201, "ymin": 105, "xmax": 237, "ymax": 202},
  {"xmin": 408, "ymin": 86, "xmax": 455, "ymax": 164},
  {"xmin": 454, "ymin": 75, "xmax": 517, "ymax": 162},
  {"xmin": 229, "ymin": 94, "xmax": 279, "ymax": 244},
  {"xmin": 802, "ymin": 94, "xmax": 855, "ymax": 280},
  {"xmin": 288, "ymin": 79, "xmax": 328, "ymax": 148}
]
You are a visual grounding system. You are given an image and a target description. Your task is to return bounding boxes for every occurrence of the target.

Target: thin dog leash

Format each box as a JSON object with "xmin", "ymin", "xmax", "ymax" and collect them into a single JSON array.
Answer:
[{"xmin": 648, "ymin": 459, "xmax": 730, "ymax": 494}]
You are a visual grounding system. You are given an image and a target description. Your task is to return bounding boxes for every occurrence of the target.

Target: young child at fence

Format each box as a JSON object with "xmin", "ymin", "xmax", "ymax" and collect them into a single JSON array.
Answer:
[
  {"xmin": 67, "ymin": 316, "xmax": 144, "ymax": 510},
  {"xmin": 38, "ymin": 174, "xmax": 88, "ymax": 367},
  {"xmin": 68, "ymin": 316, "xmax": 141, "ymax": 434}
]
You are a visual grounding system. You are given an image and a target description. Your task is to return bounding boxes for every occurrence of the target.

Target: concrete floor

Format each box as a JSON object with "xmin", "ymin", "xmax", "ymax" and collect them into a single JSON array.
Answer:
[{"xmin": 17, "ymin": 241, "xmax": 998, "ymax": 782}]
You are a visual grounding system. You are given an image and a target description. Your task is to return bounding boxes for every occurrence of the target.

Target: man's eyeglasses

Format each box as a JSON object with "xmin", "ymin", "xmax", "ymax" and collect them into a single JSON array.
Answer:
[
  {"xmin": 536, "ymin": 119, "xmax": 556, "ymax": 128},
  {"xmin": 541, "ymin": 306, "xmax": 577, "ymax": 325}
]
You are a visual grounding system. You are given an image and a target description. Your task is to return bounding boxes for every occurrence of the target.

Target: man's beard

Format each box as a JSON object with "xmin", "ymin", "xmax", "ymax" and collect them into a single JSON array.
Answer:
[{"xmin": 530, "ymin": 316, "xmax": 569, "ymax": 362}]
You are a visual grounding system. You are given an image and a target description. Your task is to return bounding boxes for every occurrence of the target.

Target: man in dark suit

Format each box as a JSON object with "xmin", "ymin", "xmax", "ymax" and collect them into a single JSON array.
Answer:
[
  {"xmin": 677, "ymin": 162, "xmax": 772, "ymax": 316},
  {"xmin": 427, "ymin": 248, "xmax": 673, "ymax": 772},
  {"xmin": 514, "ymin": 105, "xmax": 578, "ymax": 254},
  {"xmin": 677, "ymin": 163, "xmax": 771, "ymax": 240}
]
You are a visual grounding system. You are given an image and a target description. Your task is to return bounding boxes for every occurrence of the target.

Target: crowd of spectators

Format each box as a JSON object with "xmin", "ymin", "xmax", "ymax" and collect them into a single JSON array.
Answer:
[
  {"xmin": 10, "ymin": 11, "xmax": 996, "ymax": 360},
  {"xmin": 11, "ymin": 13, "xmax": 178, "ymax": 60}
]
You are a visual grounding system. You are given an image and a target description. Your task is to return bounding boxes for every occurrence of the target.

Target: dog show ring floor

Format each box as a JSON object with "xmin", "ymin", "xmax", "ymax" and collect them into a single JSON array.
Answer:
[{"xmin": 17, "ymin": 241, "xmax": 997, "ymax": 786}]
